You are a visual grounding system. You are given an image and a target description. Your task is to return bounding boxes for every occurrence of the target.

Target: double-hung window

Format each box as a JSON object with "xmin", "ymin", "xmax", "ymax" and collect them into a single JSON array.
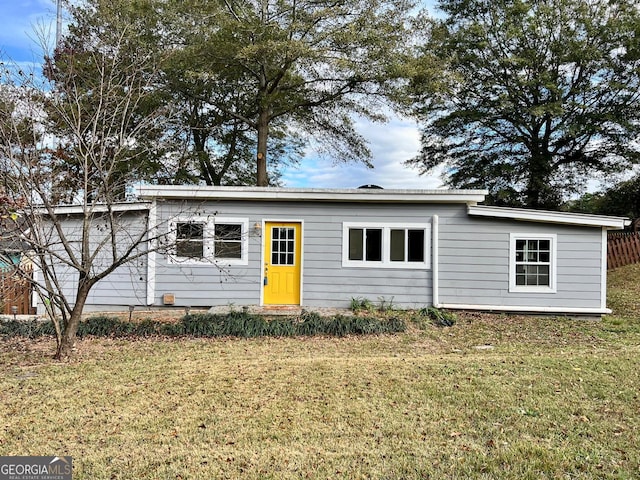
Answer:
[
  {"xmin": 170, "ymin": 217, "xmax": 248, "ymax": 265},
  {"xmin": 509, "ymin": 233, "xmax": 556, "ymax": 292},
  {"xmin": 343, "ymin": 223, "xmax": 430, "ymax": 268}
]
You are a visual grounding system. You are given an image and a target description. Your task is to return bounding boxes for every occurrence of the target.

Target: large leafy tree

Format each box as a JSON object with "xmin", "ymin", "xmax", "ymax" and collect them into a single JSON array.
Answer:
[
  {"xmin": 565, "ymin": 175, "xmax": 640, "ymax": 223},
  {"xmin": 407, "ymin": 0, "xmax": 640, "ymax": 208},
  {"xmin": 64, "ymin": 0, "xmax": 418, "ymax": 187},
  {"xmin": 185, "ymin": 0, "xmax": 418, "ymax": 186}
]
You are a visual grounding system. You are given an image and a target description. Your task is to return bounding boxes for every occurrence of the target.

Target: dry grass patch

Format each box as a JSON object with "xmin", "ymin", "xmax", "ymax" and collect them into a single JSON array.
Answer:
[
  {"xmin": 2, "ymin": 322, "xmax": 640, "ymax": 479},
  {"xmin": 1, "ymin": 264, "xmax": 640, "ymax": 478}
]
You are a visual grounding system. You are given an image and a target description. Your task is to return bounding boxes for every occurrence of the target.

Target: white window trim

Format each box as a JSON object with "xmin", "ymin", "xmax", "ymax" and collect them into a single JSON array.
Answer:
[
  {"xmin": 342, "ymin": 222, "xmax": 431, "ymax": 269},
  {"xmin": 169, "ymin": 216, "xmax": 249, "ymax": 266},
  {"xmin": 509, "ymin": 233, "xmax": 557, "ymax": 293}
]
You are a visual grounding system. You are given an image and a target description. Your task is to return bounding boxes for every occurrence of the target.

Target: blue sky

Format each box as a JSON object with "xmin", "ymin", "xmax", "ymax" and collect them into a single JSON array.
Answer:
[{"xmin": 0, "ymin": 0, "xmax": 444, "ymax": 189}]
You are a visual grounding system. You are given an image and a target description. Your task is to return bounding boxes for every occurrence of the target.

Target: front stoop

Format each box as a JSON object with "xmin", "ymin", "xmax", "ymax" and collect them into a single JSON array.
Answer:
[{"xmin": 207, "ymin": 305, "xmax": 353, "ymax": 317}]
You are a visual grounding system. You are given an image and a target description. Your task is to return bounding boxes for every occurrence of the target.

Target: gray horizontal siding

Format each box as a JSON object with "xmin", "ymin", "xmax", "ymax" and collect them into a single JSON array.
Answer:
[
  {"xmin": 152, "ymin": 201, "xmax": 449, "ymax": 308},
  {"xmin": 37, "ymin": 211, "xmax": 150, "ymax": 312},
  {"xmin": 65, "ymin": 198, "xmax": 608, "ymax": 313},
  {"xmin": 438, "ymin": 215, "xmax": 604, "ymax": 310}
]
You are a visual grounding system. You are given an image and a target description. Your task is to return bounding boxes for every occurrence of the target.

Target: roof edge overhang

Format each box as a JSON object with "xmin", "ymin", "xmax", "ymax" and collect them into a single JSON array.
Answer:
[
  {"xmin": 136, "ymin": 185, "xmax": 489, "ymax": 204},
  {"xmin": 38, "ymin": 202, "xmax": 152, "ymax": 216},
  {"xmin": 468, "ymin": 205, "xmax": 630, "ymax": 229}
]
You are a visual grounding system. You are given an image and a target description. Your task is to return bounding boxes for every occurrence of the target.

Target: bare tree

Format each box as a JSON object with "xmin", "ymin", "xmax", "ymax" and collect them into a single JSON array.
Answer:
[{"xmin": 0, "ymin": 27, "xmax": 175, "ymax": 359}]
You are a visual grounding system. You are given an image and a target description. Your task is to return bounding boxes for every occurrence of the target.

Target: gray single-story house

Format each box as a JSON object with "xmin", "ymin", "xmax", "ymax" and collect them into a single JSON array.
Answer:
[{"xmin": 34, "ymin": 186, "xmax": 629, "ymax": 316}]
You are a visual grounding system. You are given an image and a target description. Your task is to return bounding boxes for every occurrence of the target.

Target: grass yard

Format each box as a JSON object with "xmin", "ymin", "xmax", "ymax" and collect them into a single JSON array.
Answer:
[{"xmin": 1, "ymin": 266, "xmax": 640, "ymax": 479}]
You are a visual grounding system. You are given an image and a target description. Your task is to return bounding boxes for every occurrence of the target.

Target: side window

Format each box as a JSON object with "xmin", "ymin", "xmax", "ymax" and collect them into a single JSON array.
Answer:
[
  {"xmin": 509, "ymin": 234, "xmax": 556, "ymax": 292},
  {"xmin": 343, "ymin": 223, "xmax": 430, "ymax": 268},
  {"xmin": 170, "ymin": 217, "xmax": 248, "ymax": 265}
]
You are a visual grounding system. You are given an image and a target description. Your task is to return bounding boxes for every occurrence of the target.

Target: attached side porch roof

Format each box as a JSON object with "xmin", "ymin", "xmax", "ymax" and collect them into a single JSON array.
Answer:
[{"xmin": 468, "ymin": 205, "xmax": 630, "ymax": 229}]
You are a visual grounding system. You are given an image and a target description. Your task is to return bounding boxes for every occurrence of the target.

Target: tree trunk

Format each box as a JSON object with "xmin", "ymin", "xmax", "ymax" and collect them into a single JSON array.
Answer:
[
  {"xmin": 54, "ymin": 283, "xmax": 91, "ymax": 360},
  {"xmin": 257, "ymin": 109, "xmax": 269, "ymax": 186},
  {"xmin": 525, "ymin": 152, "xmax": 554, "ymax": 209}
]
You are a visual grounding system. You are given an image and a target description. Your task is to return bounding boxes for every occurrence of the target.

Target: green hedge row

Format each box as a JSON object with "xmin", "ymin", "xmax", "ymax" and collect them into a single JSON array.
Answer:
[{"xmin": 0, "ymin": 311, "xmax": 406, "ymax": 339}]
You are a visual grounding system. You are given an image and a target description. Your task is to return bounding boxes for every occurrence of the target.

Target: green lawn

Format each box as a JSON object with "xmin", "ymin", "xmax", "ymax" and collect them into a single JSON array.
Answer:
[{"xmin": 1, "ymin": 266, "xmax": 640, "ymax": 479}]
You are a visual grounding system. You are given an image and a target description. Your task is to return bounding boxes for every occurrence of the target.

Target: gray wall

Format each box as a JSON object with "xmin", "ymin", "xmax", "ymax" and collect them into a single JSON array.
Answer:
[
  {"xmin": 152, "ymin": 200, "xmax": 441, "ymax": 309},
  {"xmin": 35, "ymin": 210, "xmax": 149, "ymax": 313},
  {"xmin": 70, "ymin": 198, "xmax": 606, "ymax": 313},
  {"xmin": 438, "ymin": 209, "xmax": 604, "ymax": 310}
]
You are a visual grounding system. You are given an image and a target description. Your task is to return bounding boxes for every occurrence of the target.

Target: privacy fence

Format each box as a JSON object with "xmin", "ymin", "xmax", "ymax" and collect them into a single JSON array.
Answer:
[
  {"xmin": 0, "ymin": 266, "xmax": 34, "ymax": 315},
  {"xmin": 608, "ymin": 232, "xmax": 640, "ymax": 269}
]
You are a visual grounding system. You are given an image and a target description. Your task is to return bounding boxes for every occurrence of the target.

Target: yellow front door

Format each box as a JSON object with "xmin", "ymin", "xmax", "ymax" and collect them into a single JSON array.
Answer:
[{"xmin": 263, "ymin": 222, "xmax": 302, "ymax": 305}]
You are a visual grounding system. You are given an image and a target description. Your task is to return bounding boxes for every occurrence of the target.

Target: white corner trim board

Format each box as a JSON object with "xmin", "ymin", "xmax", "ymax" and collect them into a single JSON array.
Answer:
[
  {"xmin": 601, "ymin": 229, "xmax": 608, "ymax": 312},
  {"xmin": 432, "ymin": 215, "xmax": 439, "ymax": 307},
  {"xmin": 146, "ymin": 200, "xmax": 157, "ymax": 306}
]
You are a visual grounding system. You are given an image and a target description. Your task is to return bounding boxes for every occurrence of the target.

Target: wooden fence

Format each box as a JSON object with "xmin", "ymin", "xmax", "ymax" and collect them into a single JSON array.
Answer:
[
  {"xmin": 608, "ymin": 232, "xmax": 640, "ymax": 269},
  {"xmin": 0, "ymin": 268, "xmax": 35, "ymax": 315}
]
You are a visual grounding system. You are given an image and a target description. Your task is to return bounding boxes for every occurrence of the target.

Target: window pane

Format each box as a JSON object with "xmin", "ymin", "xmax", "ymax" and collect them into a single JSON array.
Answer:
[
  {"xmin": 349, "ymin": 229, "xmax": 363, "ymax": 261},
  {"xmin": 177, "ymin": 222, "xmax": 203, "ymax": 239},
  {"xmin": 390, "ymin": 229, "xmax": 405, "ymax": 262},
  {"xmin": 176, "ymin": 223, "xmax": 204, "ymax": 258},
  {"xmin": 365, "ymin": 229, "xmax": 382, "ymax": 262},
  {"xmin": 214, "ymin": 224, "xmax": 242, "ymax": 259},
  {"xmin": 215, "ymin": 242, "xmax": 241, "ymax": 259},
  {"xmin": 513, "ymin": 237, "xmax": 553, "ymax": 286},
  {"xmin": 215, "ymin": 224, "xmax": 241, "ymax": 241},
  {"xmin": 271, "ymin": 227, "xmax": 296, "ymax": 265},
  {"xmin": 407, "ymin": 230, "xmax": 425, "ymax": 262},
  {"xmin": 176, "ymin": 240, "xmax": 203, "ymax": 258}
]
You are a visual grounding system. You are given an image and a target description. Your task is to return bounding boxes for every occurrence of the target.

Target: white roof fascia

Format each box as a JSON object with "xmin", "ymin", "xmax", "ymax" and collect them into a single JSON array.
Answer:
[
  {"xmin": 42, "ymin": 202, "xmax": 152, "ymax": 216},
  {"xmin": 468, "ymin": 205, "xmax": 630, "ymax": 229},
  {"xmin": 136, "ymin": 185, "xmax": 489, "ymax": 204}
]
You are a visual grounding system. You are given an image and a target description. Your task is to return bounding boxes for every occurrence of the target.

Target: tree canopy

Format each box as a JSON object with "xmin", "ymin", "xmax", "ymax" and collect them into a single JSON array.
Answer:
[
  {"xmin": 407, "ymin": 0, "xmax": 640, "ymax": 208},
  {"xmin": 55, "ymin": 0, "xmax": 419, "ymax": 186}
]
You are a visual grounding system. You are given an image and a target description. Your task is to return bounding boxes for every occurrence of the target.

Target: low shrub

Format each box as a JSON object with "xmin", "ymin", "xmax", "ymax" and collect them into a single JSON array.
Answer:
[
  {"xmin": 0, "ymin": 319, "xmax": 55, "ymax": 338},
  {"xmin": 418, "ymin": 307, "xmax": 457, "ymax": 327},
  {"xmin": 1, "ymin": 311, "xmax": 406, "ymax": 340}
]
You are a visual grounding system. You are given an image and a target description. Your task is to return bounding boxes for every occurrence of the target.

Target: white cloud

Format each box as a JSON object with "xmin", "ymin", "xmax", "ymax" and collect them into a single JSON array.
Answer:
[{"xmin": 282, "ymin": 114, "xmax": 445, "ymax": 189}]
